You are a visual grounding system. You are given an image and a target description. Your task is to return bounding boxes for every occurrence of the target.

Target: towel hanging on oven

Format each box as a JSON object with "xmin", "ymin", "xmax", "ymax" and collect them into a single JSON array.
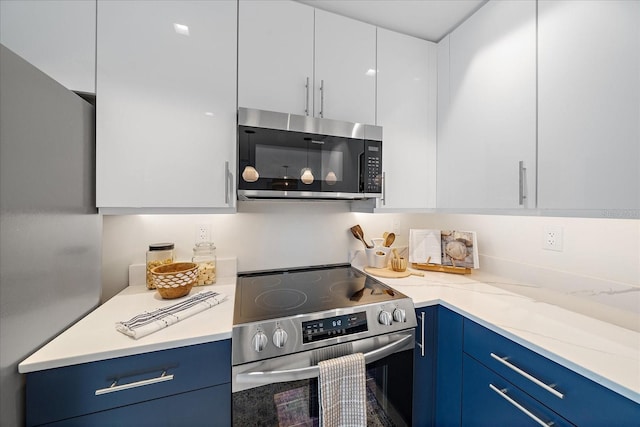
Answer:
[{"xmin": 318, "ymin": 352, "xmax": 367, "ymax": 426}]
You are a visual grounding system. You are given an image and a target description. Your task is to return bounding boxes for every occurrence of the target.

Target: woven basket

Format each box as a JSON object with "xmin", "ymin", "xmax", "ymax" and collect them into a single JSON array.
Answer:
[{"xmin": 150, "ymin": 262, "xmax": 198, "ymax": 299}]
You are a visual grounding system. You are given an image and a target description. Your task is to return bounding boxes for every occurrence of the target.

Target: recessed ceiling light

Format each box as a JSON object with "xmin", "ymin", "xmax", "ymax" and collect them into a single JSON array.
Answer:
[{"xmin": 173, "ymin": 23, "xmax": 190, "ymax": 36}]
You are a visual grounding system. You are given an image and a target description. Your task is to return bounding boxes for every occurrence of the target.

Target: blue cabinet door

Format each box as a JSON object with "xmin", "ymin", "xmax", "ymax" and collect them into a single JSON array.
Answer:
[
  {"xmin": 413, "ymin": 306, "xmax": 436, "ymax": 426},
  {"xmin": 434, "ymin": 305, "xmax": 463, "ymax": 427}
]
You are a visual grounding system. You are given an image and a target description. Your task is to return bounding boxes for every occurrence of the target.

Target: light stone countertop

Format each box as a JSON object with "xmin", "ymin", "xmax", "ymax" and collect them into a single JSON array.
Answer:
[{"xmin": 19, "ymin": 258, "xmax": 640, "ymax": 405}]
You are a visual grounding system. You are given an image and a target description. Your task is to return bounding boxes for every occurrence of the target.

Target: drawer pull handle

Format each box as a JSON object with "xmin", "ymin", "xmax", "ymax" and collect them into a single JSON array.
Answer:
[
  {"xmin": 490, "ymin": 353, "xmax": 564, "ymax": 399},
  {"xmin": 95, "ymin": 370, "xmax": 174, "ymax": 395},
  {"xmin": 489, "ymin": 383, "xmax": 555, "ymax": 427}
]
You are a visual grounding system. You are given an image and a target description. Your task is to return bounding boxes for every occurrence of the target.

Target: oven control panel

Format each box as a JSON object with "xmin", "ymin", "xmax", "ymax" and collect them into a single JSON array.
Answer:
[{"xmin": 302, "ymin": 311, "xmax": 367, "ymax": 344}]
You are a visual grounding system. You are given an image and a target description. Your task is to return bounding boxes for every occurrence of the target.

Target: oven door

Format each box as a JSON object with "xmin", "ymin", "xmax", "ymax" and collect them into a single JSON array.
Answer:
[{"xmin": 232, "ymin": 331, "xmax": 414, "ymax": 427}]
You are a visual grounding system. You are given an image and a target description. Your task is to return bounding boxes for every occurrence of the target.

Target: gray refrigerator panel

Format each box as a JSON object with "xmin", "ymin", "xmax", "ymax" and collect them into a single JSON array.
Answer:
[{"xmin": 0, "ymin": 44, "xmax": 101, "ymax": 426}]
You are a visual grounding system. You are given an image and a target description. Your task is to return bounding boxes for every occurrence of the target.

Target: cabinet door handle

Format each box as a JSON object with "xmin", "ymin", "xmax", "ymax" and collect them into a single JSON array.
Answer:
[
  {"xmin": 489, "ymin": 384, "xmax": 554, "ymax": 427},
  {"xmin": 490, "ymin": 353, "xmax": 564, "ymax": 399},
  {"xmin": 519, "ymin": 160, "xmax": 527, "ymax": 206},
  {"xmin": 319, "ymin": 79, "xmax": 324, "ymax": 118},
  {"xmin": 305, "ymin": 77, "xmax": 310, "ymax": 116},
  {"xmin": 225, "ymin": 160, "xmax": 232, "ymax": 205},
  {"xmin": 416, "ymin": 311, "xmax": 425, "ymax": 357},
  {"xmin": 95, "ymin": 370, "xmax": 174, "ymax": 395}
]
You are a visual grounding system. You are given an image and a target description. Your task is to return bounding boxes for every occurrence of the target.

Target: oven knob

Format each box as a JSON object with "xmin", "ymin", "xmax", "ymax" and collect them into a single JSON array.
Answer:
[
  {"xmin": 378, "ymin": 310, "xmax": 393, "ymax": 326},
  {"xmin": 393, "ymin": 308, "xmax": 406, "ymax": 323},
  {"xmin": 273, "ymin": 327, "xmax": 288, "ymax": 348},
  {"xmin": 252, "ymin": 331, "xmax": 268, "ymax": 352}
]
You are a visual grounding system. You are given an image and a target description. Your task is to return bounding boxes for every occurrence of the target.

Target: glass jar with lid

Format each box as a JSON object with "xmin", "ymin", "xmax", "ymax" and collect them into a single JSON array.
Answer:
[
  {"xmin": 146, "ymin": 243, "xmax": 175, "ymax": 289},
  {"xmin": 192, "ymin": 242, "xmax": 216, "ymax": 286}
]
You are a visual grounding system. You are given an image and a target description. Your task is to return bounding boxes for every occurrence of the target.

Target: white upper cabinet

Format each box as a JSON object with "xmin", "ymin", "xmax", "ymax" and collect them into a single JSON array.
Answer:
[
  {"xmin": 313, "ymin": 10, "xmax": 376, "ymax": 124},
  {"xmin": 238, "ymin": 0, "xmax": 376, "ymax": 124},
  {"xmin": 537, "ymin": 0, "xmax": 639, "ymax": 216},
  {"xmin": 238, "ymin": 0, "xmax": 314, "ymax": 116},
  {"xmin": 376, "ymin": 28, "xmax": 437, "ymax": 210},
  {"xmin": 437, "ymin": 0, "xmax": 537, "ymax": 210},
  {"xmin": 0, "ymin": 0, "xmax": 96, "ymax": 93},
  {"xmin": 96, "ymin": 0, "xmax": 237, "ymax": 212}
]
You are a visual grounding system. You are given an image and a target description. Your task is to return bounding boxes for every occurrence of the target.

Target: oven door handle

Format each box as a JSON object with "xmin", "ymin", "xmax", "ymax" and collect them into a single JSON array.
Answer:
[{"xmin": 235, "ymin": 333, "xmax": 413, "ymax": 385}]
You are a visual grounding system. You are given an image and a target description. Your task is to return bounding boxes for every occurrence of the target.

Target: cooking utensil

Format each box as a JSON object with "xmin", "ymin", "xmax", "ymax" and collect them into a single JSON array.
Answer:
[
  {"xmin": 384, "ymin": 233, "xmax": 396, "ymax": 247},
  {"xmin": 350, "ymin": 225, "xmax": 373, "ymax": 249}
]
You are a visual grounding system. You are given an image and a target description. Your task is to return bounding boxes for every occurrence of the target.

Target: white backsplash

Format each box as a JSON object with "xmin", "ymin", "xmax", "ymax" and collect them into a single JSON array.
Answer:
[{"xmin": 102, "ymin": 202, "xmax": 639, "ymax": 322}]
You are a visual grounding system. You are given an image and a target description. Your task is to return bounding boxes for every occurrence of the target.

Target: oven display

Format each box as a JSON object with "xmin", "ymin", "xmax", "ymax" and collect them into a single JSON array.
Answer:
[{"xmin": 302, "ymin": 312, "xmax": 368, "ymax": 343}]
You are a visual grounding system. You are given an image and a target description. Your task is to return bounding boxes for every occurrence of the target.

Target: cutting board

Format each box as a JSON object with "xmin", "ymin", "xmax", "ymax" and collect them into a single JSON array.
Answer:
[{"xmin": 364, "ymin": 266, "xmax": 411, "ymax": 278}]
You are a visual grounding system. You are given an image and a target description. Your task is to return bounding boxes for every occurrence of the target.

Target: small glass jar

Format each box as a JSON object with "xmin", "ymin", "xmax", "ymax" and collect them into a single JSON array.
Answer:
[
  {"xmin": 192, "ymin": 242, "xmax": 216, "ymax": 286},
  {"xmin": 146, "ymin": 243, "xmax": 175, "ymax": 289}
]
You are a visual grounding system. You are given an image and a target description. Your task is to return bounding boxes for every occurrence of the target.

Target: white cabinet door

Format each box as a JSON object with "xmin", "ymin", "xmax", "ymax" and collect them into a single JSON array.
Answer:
[
  {"xmin": 238, "ymin": 0, "xmax": 314, "ymax": 116},
  {"xmin": 376, "ymin": 28, "xmax": 437, "ymax": 210},
  {"xmin": 538, "ymin": 0, "xmax": 639, "ymax": 216},
  {"xmin": 314, "ymin": 9, "xmax": 377, "ymax": 125},
  {"xmin": 437, "ymin": 0, "xmax": 536, "ymax": 210},
  {"xmin": 0, "ymin": 0, "xmax": 96, "ymax": 93},
  {"xmin": 96, "ymin": 0, "xmax": 236, "ymax": 212}
]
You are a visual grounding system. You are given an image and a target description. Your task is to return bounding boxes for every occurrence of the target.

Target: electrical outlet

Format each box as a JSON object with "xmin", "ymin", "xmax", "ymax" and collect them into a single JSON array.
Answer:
[
  {"xmin": 543, "ymin": 225, "xmax": 563, "ymax": 251},
  {"xmin": 195, "ymin": 223, "xmax": 211, "ymax": 243},
  {"xmin": 391, "ymin": 218, "xmax": 401, "ymax": 234}
]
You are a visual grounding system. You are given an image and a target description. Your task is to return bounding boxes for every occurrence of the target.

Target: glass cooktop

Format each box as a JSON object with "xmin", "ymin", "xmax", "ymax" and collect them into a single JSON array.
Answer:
[{"xmin": 233, "ymin": 264, "xmax": 407, "ymax": 325}]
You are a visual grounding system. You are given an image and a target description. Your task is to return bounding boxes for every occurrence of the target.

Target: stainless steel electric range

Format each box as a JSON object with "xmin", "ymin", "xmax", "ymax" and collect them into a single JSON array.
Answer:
[{"xmin": 231, "ymin": 264, "xmax": 417, "ymax": 426}]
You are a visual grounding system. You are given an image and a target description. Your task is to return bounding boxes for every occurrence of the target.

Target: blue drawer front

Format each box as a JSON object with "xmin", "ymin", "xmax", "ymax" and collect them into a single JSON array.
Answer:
[
  {"xmin": 463, "ymin": 319, "xmax": 640, "ymax": 425},
  {"xmin": 45, "ymin": 383, "xmax": 231, "ymax": 427},
  {"xmin": 26, "ymin": 340, "xmax": 231, "ymax": 426},
  {"xmin": 462, "ymin": 354, "xmax": 574, "ymax": 427}
]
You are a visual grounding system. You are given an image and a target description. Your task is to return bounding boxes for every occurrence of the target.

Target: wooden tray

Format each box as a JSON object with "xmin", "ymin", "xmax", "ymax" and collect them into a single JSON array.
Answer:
[
  {"xmin": 411, "ymin": 262, "xmax": 471, "ymax": 275},
  {"xmin": 364, "ymin": 266, "xmax": 412, "ymax": 278}
]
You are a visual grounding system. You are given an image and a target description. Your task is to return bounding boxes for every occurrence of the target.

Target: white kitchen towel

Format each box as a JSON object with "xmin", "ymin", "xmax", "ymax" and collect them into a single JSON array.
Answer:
[
  {"xmin": 115, "ymin": 290, "xmax": 227, "ymax": 339},
  {"xmin": 318, "ymin": 353, "xmax": 366, "ymax": 427}
]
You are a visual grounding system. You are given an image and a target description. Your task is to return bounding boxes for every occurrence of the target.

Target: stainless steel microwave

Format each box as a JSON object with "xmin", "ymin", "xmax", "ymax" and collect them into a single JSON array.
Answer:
[{"xmin": 237, "ymin": 107, "xmax": 382, "ymax": 200}]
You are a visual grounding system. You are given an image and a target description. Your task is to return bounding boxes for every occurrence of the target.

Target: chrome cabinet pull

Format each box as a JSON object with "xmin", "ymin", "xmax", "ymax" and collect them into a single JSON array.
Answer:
[
  {"xmin": 489, "ymin": 384, "xmax": 555, "ymax": 427},
  {"xmin": 224, "ymin": 160, "xmax": 233, "ymax": 205},
  {"xmin": 490, "ymin": 353, "xmax": 564, "ymax": 399},
  {"xmin": 416, "ymin": 311, "xmax": 425, "ymax": 357},
  {"xmin": 305, "ymin": 77, "xmax": 310, "ymax": 116},
  {"xmin": 519, "ymin": 160, "xmax": 527, "ymax": 206},
  {"xmin": 95, "ymin": 370, "xmax": 174, "ymax": 395},
  {"xmin": 319, "ymin": 79, "xmax": 324, "ymax": 118}
]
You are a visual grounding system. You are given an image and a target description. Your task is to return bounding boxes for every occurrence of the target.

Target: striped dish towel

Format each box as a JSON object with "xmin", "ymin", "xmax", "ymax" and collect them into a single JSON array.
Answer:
[
  {"xmin": 318, "ymin": 353, "xmax": 367, "ymax": 427},
  {"xmin": 115, "ymin": 290, "xmax": 227, "ymax": 339}
]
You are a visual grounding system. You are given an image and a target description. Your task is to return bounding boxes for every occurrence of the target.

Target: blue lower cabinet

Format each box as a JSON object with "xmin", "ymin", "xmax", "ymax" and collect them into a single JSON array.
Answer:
[
  {"xmin": 433, "ymin": 306, "xmax": 463, "ymax": 427},
  {"xmin": 413, "ymin": 306, "xmax": 436, "ymax": 426},
  {"xmin": 25, "ymin": 340, "xmax": 231, "ymax": 426},
  {"xmin": 46, "ymin": 383, "xmax": 230, "ymax": 427},
  {"xmin": 462, "ymin": 355, "xmax": 574, "ymax": 427}
]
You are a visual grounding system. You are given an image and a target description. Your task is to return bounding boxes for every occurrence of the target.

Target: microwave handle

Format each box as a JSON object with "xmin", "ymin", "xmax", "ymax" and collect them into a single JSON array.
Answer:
[{"xmin": 235, "ymin": 333, "xmax": 413, "ymax": 385}]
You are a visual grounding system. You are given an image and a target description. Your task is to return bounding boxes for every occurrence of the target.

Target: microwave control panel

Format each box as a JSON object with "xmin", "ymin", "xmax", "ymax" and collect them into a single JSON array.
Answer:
[{"xmin": 364, "ymin": 141, "xmax": 382, "ymax": 193}]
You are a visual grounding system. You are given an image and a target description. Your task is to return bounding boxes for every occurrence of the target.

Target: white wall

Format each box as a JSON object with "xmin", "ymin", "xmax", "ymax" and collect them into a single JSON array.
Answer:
[{"xmin": 102, "ymin": 204, "xmax": 640, "ymax": 314}]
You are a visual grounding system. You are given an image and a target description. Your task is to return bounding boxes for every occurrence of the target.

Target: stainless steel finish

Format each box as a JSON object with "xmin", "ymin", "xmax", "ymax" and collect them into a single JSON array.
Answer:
[
  {"xmin": 417, "ymin": 311, "xmax": 425, "ymax": 357},
  {"xmin": 232, "ymin": 297, "xmax": 416, "ymax": 365},
  {"xmin": 237, "ymin": 189, "xmax": 380, "ymax": 200},
  {"xmin": 233, "ymin": 331, "xmax": 414, "ymax": 392},
  {"xmin": 224, "ymin": 160, "xmax": 232, "ymax": 205},
  {"xmin": 393, "ymin": 308, "xmax": 406, "ymax": 323},
  {"xmin": 319, "ymin": 79, "xmax": 324, "ymax": 118},
  {"xmin": 489, "ymin": 384, "xmax": 554, "ymax": 426},
  {"xmin": 252, "ymin": 331, "xmax": 268, "ymax": 352},
  {"xmin": 238, "ymin": 107, "xmax": 382, "ymax": 142},
  {"xmin": 519, "ymin": 160, "xmax": 527, "ymax": 206},
  {"xmin": 95, "ymin": 371, "xmax": 174, "ymax": 395},
  {"xmin": 490, "ymin": 352, "xmax": 564, "ymax": 399},
  {"xmin": 381, "ymin": 171, "xmax": 386, "ymax": 206},
  {"xmin": 273, "ymin": 327, "xmax": 288, "ymax": 348},
  {"xmin": 304, "ymin": 77, "xmax": 310, "ymax": 116},
  {"xmin": 379, "ymin": 310, "xmax": 393, "ymax": 326}
]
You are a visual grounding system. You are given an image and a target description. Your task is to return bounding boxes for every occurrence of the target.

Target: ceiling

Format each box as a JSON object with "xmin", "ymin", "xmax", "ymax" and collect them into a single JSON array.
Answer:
[{"xmin": 296, "ymin": 0, "xmax": 488, "ymax": 42}]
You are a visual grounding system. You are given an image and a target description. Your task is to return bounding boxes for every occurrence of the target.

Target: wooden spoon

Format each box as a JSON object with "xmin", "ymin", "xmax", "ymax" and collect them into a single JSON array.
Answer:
[
  {"xmin": 350, "ymin": 225, "xmax": 372, "ymax": 249},
  {"xmin": 384, "ymin": 232, "xmax": 396, "ymax": 247}
]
